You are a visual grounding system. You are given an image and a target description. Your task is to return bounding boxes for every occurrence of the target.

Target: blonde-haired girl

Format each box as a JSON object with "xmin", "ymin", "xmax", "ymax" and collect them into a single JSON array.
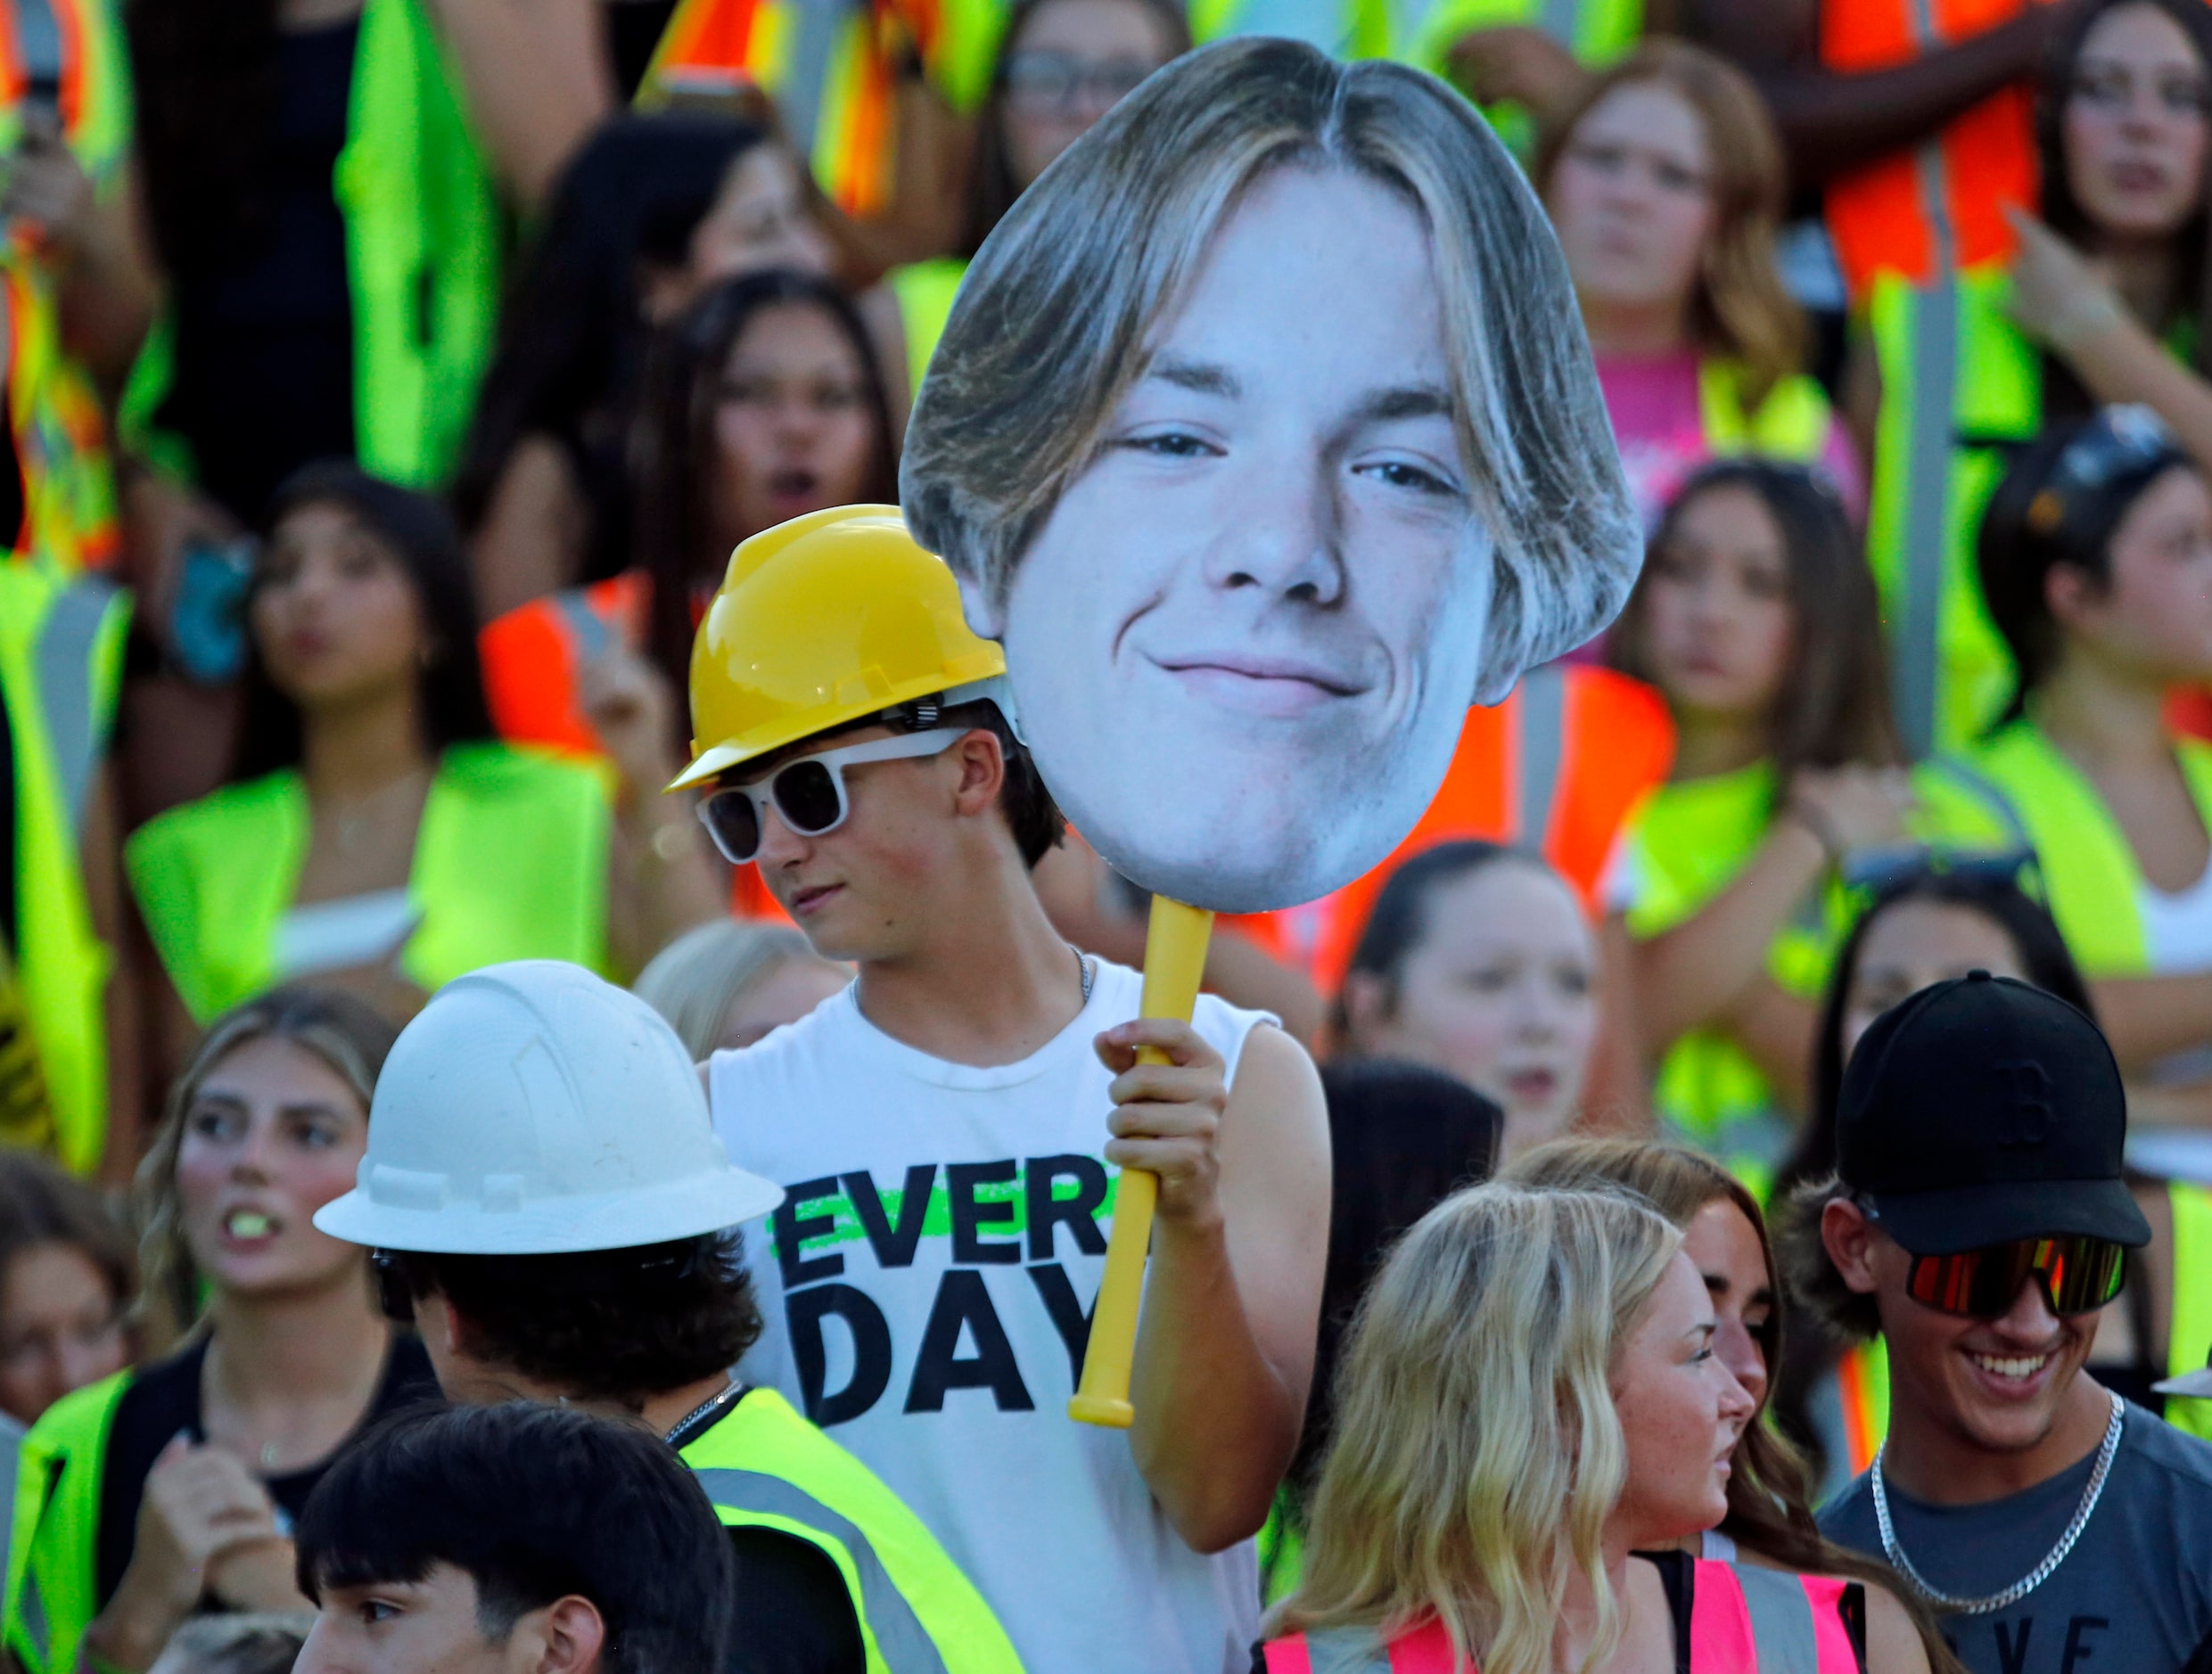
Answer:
[{"xmin": 1264, "ymin": 1183, "xmax": 1753, "ymax": 1673}]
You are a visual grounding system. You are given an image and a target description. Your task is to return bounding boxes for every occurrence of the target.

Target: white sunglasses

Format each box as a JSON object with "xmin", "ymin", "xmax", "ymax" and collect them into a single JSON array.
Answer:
[{"xmin": 695, "ymin": 728, "xmax": 965, "ymax": 863}]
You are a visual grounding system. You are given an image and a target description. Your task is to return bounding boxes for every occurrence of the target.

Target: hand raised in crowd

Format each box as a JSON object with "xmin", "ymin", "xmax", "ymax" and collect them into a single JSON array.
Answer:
[
  {"xmin": 579, "ymin": 644, "xmax": 686, "ymax": 801},
  {"xmin": 204, "ymin": 1526, "xmax": 314, "ymax": 1615},
  {"xmin": 91, "ymin": 1437, "xmax": 290, "ymax": 1669},
  {"xmin": 2006, "ymin": 204, "xmax": 2129, "ymax": 353},
  {"xmin": 0, "ymin": 107, "xmax": 93, "ymax": 261},
  {"xmin": 1786, "ymin": 762, "xmax": 1916, "ymax": 859},
  {"xmin": 1444, "ymin": 25, "xmax": 1590, "ymax": 114},
  {"xmin": 1096, "ymin": 1019, "xmax": 1230, "ymax": 1233}
]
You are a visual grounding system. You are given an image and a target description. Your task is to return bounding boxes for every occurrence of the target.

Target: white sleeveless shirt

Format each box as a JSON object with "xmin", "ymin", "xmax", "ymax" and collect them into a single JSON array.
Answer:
[{"xmin": 709, "ymin": 958, "xmax": 1273, "ymax": 1674}]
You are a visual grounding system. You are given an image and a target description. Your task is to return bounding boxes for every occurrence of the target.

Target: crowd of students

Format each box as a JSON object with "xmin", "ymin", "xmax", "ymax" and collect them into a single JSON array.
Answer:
[{"xmin": 0, "ymin": 0, "xmax": 2203, "ymax": 1669}]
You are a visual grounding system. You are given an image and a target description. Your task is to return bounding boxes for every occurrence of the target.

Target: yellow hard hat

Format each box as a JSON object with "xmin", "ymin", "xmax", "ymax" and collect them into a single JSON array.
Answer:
[{"xmin": 670, "ymin": 505, "xmax": 1007, "ymax": 791}]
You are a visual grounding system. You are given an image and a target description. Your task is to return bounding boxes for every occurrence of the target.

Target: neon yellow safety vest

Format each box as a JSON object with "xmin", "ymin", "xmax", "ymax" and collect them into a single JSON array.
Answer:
[
  {"xmin": 1255, "ymin": 1486, "xmax": 1306, "ymax": 1607},
  {"xmin": 0, "ymin": 564, "xmax": 124, "ymax": 1174},
  {"xmin": 3, "ymin": 1367, "xmax": 127, "ymax": 1674},
  {"xmin": 2166, "ymin": 1183, "xmax": 2212, "ymax": 1444},
  {"xmin": 1863, "ymin": 264, "xmax": 2060, "ymax": 756},
  {"xmin": 1396, "ymin": 0, "xmax": 1640, "ymax": 154},
  {"xmin": 887, "ymin": 256, "xmax": 964, "ymax": 400},
  {"xmin": 0, "ymin": 0, "xmax": 131, "ymax": 182},
  {"xmin": 122, "ymin": 0, "xmax": 501, "ymax": 491},
  {"xmin": 1968, "ymin": 720, "xmax": 2212, "ymax": 978},
  {"xmin": 1698, "ymin": 360, "xmax": 1836, "ymax": 465},
  {"xmin": 678, "ymin": 1388, "xmax": 1024, "ymax": 1674},
  {"xmin": 1400, "ymin": 0, "xmax": 1639, "ymax": 71},
  {"xmin": 1614, "ymin": 758, "xmax": 2020, "ymax": 1195},
  {"xmin": 638, "ymin": 0, "xmax": 1005, "ymax": 218},
  {"xmin": 0, "ymin": 0, "xmax": 133, "ymax": 578},
  {"xmin": 123, "ymin": 742, "xmax": 612, "ymax": 1024},
  {"xmin": 3, "ymin": 259, "xmax": 119, "ymax": 576},
  {"xmin": 1189, "ymin": 0, "xmax": 1398, "ymax": 60}
]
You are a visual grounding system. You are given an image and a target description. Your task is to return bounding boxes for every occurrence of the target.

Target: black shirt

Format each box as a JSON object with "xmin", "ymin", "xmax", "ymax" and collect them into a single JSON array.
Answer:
[
  {"xmin": 95, "ymin": 1332, "xmax": 440, "ymax": 1607},
  {"xmin": 682, "ymin": 1391, "xmax": 868, "ymax": 1674},
  {"xmin": 161, "ymin": 17, "xmax": 358, "ymax": 525}
]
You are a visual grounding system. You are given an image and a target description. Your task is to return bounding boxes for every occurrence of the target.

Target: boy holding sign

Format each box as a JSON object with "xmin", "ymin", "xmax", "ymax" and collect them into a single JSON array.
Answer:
[
  {"xmin": 686, "ymin": 37, "xmax": 1640, "ymax": 1674},
  {"xmin": 683, "ymin": 507, "xmax": 1328, "ymax": 1674}
]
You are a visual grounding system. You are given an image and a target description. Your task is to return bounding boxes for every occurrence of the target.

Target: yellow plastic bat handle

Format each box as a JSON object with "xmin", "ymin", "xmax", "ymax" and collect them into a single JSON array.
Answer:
[{"xmin": 1069, "ymin": 896, "xmax": 1215, "ymax": 1428}]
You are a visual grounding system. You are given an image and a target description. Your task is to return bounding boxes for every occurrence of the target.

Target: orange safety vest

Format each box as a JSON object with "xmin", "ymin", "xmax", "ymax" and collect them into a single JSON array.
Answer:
[
  {"xmin": 1263, "ymin": 1563, "xmax": 1861, "ymax": 1672},
  {"xmin": 2172, "ymin": 685, "xmax": 2212, "ymax": 744},
  {"xmin": 480, "ymin": 571, "xmax": 647, "ymax": 759},
  {"xmin": 638, "ymin": 0, "xmax": 990, "ymax": 218},
  {"xmin": 1263, "ymin": 665, "xmax": 1673, "ymax": 990},
  {"xmin": 1820, "ymin": 0, "xmax": 2046, "ymax": 300},
  {"xmin": 477, "ymin": 570, "xmax": 785, "ymax": 920}
]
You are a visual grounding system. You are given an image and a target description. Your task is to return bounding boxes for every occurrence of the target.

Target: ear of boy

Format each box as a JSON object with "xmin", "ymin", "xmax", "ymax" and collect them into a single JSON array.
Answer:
[
  {"xmin": 1820, "ymin": 1195, "xmax": 1881, "ymax": 1297},
  {"xmin": 506, "ymin": 1596, "xmax": 605, "ymax": 1674}
]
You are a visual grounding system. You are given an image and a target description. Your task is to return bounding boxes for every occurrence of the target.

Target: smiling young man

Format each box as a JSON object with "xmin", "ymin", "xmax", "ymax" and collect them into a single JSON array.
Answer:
[
  {"xmin": 672, "ymin": 507, "xmax": 1330, "ymax": 1674},
  {"xmin": 900, "ymin": 40, "xmax": 1641, "ymax": 916},
  {"xmin": 293, "ymin": 1404, "xmax": 733, "ymax": 1674},
  {"xmin": 1799, "ymin": 972, "xmax": 2212, "ymax": 1674}
]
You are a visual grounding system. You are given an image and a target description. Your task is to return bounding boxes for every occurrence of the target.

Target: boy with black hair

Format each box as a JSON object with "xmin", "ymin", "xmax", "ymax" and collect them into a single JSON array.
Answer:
[
  {"xmin": 293, "ymin": 1403, "xmax": 733, "ymax": 1674},
  {"xmin": 1787, "ymin": 972, "xmax": 2212, "ymax": 1673},
  {"xmin": 314, "ymin": 960, "xmax": 1021, "ymax": 1674}
]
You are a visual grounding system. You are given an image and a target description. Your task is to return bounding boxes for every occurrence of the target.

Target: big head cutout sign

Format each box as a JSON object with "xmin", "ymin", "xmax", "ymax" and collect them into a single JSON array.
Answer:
[{"xmin": 902, "ymin": 37, "xmax": 1641, "ymax": 916}]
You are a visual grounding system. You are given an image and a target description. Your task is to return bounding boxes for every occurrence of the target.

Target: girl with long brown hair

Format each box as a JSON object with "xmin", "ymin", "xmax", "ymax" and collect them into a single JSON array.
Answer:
[
  {"xmin": 1600, "ymin": 461, "xmax": 2016, "ymax": 1183},
  {"xmin": 1537, "ymin": 42, "xmax": 1861, "ymax": 529}
]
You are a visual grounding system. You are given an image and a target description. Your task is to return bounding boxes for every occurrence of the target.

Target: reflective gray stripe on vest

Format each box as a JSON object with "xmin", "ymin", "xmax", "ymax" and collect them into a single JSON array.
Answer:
[
  {"xmin": 1515, "ymin": 662, "xmax": 1566, "ymax": 853},
  {"xmin": 35, "ymin": 580, "xmax": 116, "ymax": 834},
  {"xmin": 15, "ymin": 1447, "xmax": 52, "ymax": 1669},
  {"xmin": 776, "ymin": 0, "xmax": 849, "ymax": 167},
  {"xmin": 1733, "ymin": 1565, "xmax": 1824, "ymax": 1673},
  {"xmin": 18, "ymin": 1564, "xmax": 45, "ymax": 1668},
  {"xmin": 0, "ymin": 1419, "xmax": 20, "ymax": 1653},
  {"xmin": 12, "ymin": 0, "xmax": 63, "ymax": 106},
  {"xmin": 1301, "ymin": 1626, "xmax": 1395, "ymax": 1674},
  {"xmin": 552, "ymin": 587, "xmax": 614, "ymax": 664},
  {"xmin": 1918, "ymin": 754, "xmax": 2031, "ymax": 850},
  {"xmin": 689, "ymin": 1468, "xmax": 950, "ymax": 1674},
  {"xmin": 1895, "ymin": 274, "xmax": 1959, "ymax": 761},
  {"xmin": 1892, "ymin": 0, "xmax": 1961, "ymax": 761}
]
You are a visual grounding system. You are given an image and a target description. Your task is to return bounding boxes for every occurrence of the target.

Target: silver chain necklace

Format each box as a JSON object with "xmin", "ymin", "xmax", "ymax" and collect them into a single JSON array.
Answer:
[{"xmin": 1871, "ymin": 1388, "xmax": 2125, "ymax": 1616}]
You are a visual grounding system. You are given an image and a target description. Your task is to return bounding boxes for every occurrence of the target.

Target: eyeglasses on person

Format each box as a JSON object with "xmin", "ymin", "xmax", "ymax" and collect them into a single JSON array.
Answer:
[
  {"xmin": 1003, "ymin": 50, "xmax": 1155, "ymax": 113},
  {"xmin": 696, "ymin": 727, "xmax": 966, "ymax": 865}
]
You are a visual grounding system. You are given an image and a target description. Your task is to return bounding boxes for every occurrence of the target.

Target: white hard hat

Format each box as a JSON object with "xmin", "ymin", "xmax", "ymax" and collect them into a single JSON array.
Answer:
[{"xmin": 314, "ymin": 960, "xmax": 784, "ymax": 1254}]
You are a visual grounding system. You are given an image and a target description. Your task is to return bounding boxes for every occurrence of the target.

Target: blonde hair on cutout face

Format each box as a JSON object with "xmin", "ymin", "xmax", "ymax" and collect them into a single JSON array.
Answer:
[
  {"xmin": 900, "ymin": 37, "xmax": 1641, "ymax": 707},
  {"xmin": 1270, "ymin": 1182, "xmax": 1681, "ymax": 1674}
]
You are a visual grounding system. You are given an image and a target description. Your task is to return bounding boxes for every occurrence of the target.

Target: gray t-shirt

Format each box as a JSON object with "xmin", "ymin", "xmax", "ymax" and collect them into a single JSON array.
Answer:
[{"xmin": 1821, "ymin": 1399, "xmax": 2212, "ymax": 1674}]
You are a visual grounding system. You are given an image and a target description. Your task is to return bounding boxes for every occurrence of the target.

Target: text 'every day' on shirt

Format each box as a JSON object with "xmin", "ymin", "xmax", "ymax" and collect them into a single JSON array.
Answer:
[{"xmin": 709, "ymin": 960, "xmax": 1275, "ymax": 1674}]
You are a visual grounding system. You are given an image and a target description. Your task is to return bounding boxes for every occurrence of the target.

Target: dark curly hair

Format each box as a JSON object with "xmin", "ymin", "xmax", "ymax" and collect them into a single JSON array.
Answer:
[
  {"xmin": 1774, "ymin": 1174, "xmax": 1883, "ymax": 1345},
  {"xmin": 386, "ymin": 1235, "xmax": 762, "ymax": 1407}
]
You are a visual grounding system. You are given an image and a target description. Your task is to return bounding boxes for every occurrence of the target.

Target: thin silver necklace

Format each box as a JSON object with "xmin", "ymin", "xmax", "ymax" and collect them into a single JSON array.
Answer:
[
  {"xmin": 1871, "ymin": 1388, "xmax": 2124, "ymax": 1615},
  {"xmin": 1071, "ymin": 945, "xmax": 1094, "ymax": 1003},
  {"xmin": 662, "ymin": 1380, "xmax": 744, "ymax": 1448}
]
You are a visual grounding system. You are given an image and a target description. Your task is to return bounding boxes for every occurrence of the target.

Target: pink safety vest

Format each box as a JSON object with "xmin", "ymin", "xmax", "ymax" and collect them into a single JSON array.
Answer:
[{"xmin": 1262, "ymin": 1560, "xmax": 1862, "ymax": 1673}]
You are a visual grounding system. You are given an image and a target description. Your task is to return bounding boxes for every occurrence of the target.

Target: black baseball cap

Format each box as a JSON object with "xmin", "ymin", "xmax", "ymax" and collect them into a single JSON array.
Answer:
[{"xmin": 1835, "ymin": 970, "xmax": 2150, "ymax": 1254}]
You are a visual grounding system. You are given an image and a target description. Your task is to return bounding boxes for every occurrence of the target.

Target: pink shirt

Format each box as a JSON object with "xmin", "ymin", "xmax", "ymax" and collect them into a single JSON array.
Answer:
[{"xmin": 1597, "ymin": 349, "xmax": 1865, "ymax": 530}]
